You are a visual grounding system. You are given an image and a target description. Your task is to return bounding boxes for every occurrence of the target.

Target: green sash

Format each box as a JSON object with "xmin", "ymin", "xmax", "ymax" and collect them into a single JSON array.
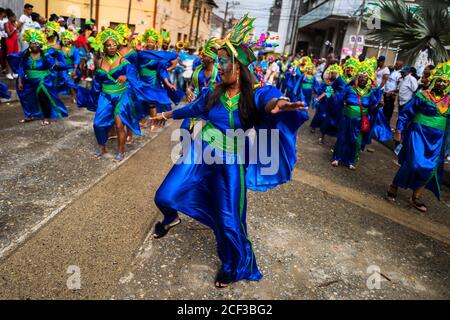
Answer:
[
  {"xmin": 343, "ymin": 105, "xmax": 368, "ymax": 119},
  {"xmin": 413, "ymin": 113, "xmax": 447, "ymax": 131}
]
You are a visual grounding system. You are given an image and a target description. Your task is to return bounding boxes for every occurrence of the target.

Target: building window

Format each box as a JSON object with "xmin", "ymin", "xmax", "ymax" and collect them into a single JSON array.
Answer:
[
  {"xmin": 207, "ymin": 11, "xmax": 211, "ymax": 25},
  {"xmin": 177, "ymin": 32, "xmax": 182, "ymax": 42},
  {"xmin": 180, "ymin": 0, "xmax": 191, "ymax": 12}
]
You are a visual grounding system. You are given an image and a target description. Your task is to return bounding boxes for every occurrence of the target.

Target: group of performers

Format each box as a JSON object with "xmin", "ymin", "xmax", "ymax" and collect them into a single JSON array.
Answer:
[{"xmin": 1, "ymin": 13, "xmax": 449, "ymax": 289}]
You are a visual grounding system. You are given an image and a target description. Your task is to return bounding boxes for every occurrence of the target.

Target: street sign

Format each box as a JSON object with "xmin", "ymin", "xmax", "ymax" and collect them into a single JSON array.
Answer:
[
  {"xmin": 357, "ymin": 35, "xmax": 365, "ymax": 45},
  {"xmin": 349, "ymin": 35, "xmax": 357, "ymax": 45}
]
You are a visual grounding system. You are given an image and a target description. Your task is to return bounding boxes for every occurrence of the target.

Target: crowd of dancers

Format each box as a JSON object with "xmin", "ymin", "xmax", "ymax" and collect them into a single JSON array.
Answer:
[{"xmin": 0, "ymin": 12, "xmax": 449, "ymax": 289}]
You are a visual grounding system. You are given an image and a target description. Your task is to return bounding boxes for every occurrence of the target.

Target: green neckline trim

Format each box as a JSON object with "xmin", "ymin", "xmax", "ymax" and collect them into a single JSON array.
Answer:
[
  {"xmin": 220, "ymin": 92, "xmax": 240, "ymax": 112},
  {"xmin": 350, "ymin": 85, "xmax": 372, "ymax": 97},
  {"xmin": 97, "ymin": 60, "xmax": 130, "ymax": 74}
]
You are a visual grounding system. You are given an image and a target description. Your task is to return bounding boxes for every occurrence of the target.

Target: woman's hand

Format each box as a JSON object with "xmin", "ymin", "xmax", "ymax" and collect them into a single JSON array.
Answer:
[
  {"xmin": 186, "ymin": 88, "xmax": 195, "ymax": 103},
  {"xmin": 116, "ymin": 75, "xmax": 127, "ymax": 84},
  {"xmin": 150, "ymin": 114, "xmax": 167, "ymax": 128},
  {"xmin": 166, "ymin": 83, "xmax": 176, "ymax": 92},
  {"xmin": 393, "ymin": 130, "xmax": 402, "ymax": 143},
  {"xmin": 271, "ymin": 100, "xmax": 308, "ymax": 114},
  {"xmin": 18, "ymin": 78, "xmax": 23, "ymax": 91}
]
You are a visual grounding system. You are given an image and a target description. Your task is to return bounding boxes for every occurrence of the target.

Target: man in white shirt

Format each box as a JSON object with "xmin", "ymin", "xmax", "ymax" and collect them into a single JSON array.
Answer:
[
  {"xmin": 58, "ymin": 17, "xmax": 66, "ymax": 35},
  {"xmin": 264, "ymin": 57, "xmax": 280, "ymax": 86},
  {"xmin": 383, "ymin": 60, "xmax": 403, "ymax": 125},
  {"xmin": 17, "ymin": 3, "xmax": 34, "ymax": 51},
  {"xmin": 398, "ymin": 66, "xmax": 419, "ymax": 113},
  {"xmin": 376, "ymin": 55, "xmax": 390, "ymax": 90}
]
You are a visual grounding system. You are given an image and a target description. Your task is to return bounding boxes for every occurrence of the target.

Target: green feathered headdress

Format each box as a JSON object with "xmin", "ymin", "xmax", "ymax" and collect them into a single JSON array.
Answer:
[
  {"xmin": 218, "ymin": 13, "xmax": 256, "ymax": 66},
  {"xmin": 22, "ymin": 28, "xmax": 47, "ymax": 49},
  {"xmin": 143, "ymin": 28, "xmax": 161, "ymax": 45},
  {"xmin": 343, "ymin": 57, "xmax": 360, "ymax": 77},
  {"xmin": 45, "ymin": 21, "xmax": 60, "ymax": 36},
  {"xmin": 430, "ymin": 60, "xmax": 450, "ymax": 93},
  {"xmin": 356, "ymin": 61, "xmax": 376, "ymax": 84},
  {"xmin": 364, "ymin": 57, "xmax": 377, "ymax": 71},
  {"xmin": 115, "ymin": 24, "xmax": 132, "ymax": 45},
  {"xmin": 200, "ymin": 37, "xmax": 220, "ymax": 59},
  {"xmin": 325, "ymin": 64, "xmax": 343, "ymax": 77},
  {"xmin": 95, "ymin": 28, "xmax": 123, "ymax": 52},
  {"xmin": 60, "ymin": 30, "xmax": 75, "ymax": 42},
  {"xmin": 299, "ymin": 56, "xmax": 312, "ymax": 72},
  {"xmin": 160, "ymin": 30, "xmax": 171, "ymax": 45}
]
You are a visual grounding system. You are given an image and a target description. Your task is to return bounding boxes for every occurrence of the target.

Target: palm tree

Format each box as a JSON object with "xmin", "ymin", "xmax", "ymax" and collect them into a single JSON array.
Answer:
[{"xmin": 367, "ymin": 0, "xmax": 450, "ymax": 64}]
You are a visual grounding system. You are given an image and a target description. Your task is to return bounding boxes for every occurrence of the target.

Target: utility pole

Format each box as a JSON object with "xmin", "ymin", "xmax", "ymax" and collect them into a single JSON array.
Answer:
[
  {"xmin": 153, "ymin": 0, "xmax": 158, "ymax": 28},
  {"xmin": 189, "ymin": 0, "xmax": 199, "ymax": 44},
  {"xmin": 291, "ymin": 0, "xmax": 301, "ymax": 55},
  {"xmin": 127, "ymin": 0, "xmax": 132, "ymax": 25},
  {"xmin": 194, "ymin": 0, "xmax": 202, "ymax": 46},
  {"xmin": 90, "ymin": 0, "xmax": 94, "ymax": 20},
  {"xmin": 221, "ymin": 2, "xmax": 229, "ymax": 38},
  {"xmin": 352, "ymin": 0, "xmax": 366, "ymax": 57}
]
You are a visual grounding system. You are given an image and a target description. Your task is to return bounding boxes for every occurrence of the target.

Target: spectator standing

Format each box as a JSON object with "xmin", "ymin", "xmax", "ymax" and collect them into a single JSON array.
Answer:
[
  {"xmin": 383, "ymin": 60, "xmax": 403, "ymax": 126},
  {"xmin": 376, "ymin": 55, "xmax": 390, "ymax": 90},
  {"xmin": 74, "ymin": 26, "xmax": 93, "ymax": 80},
  {"xmin": 4, "ymin": 9, "xmax": 19, "ymax": 80},
  {"xmin": 0, "ymin": 8, "xmax": 8, "ymax": 72},
  {"xmin": 264, "ymin": 56, "xmax": 280, "ymax": 86},
  {"xmin": 17, "ymin": 3, "xmax": 34, "ymax": 51},
  {"xmin": 58, "ymin": 17, "xmax": 66, "ymax": 35},
  {"xmin": 397, "ymin": 66, "xmax": 418, "ymax": 113}
]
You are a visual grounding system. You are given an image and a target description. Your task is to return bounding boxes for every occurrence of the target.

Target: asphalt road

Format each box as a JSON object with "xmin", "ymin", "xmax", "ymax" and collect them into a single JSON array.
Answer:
[{"xmin": 0, "ymin": 99, "xmax": 449, "ymax": 299}]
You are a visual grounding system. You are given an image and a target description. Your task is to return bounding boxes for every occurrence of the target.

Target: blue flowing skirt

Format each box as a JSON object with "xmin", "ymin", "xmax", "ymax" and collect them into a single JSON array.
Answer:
[
  {"xmin": 155, "ymin": 139, "xmax": 262, "ymax": 283},
  {"xmin": 393, "ymin": 123, "xmax": 445, "ymax": 199},
  {"xmin": 17, "ymin": 76, "xmax": 68, "ymax": 119},
  {"xmin": 93, "ymin": 91, "xmax": 141, "ymax": 145}
]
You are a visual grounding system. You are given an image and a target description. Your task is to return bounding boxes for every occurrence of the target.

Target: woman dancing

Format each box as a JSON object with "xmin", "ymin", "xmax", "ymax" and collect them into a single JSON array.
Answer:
[
  {"xmin": 149, "ymin": 15, "xmax": 308, "ymax": 288},
  {"xmin": 387, "ymin": 61, "xmax": 450, "ymax": 212}
]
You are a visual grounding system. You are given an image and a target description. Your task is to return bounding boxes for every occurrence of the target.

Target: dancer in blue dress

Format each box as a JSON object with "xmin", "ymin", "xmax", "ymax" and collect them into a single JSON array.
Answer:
[
  {"xmin": 77, "ymin": 28, "xmax": 148, "ymax": 161},
  {"xmin": 309, "ymin": 64, "xmax": 346, "ymax": 144},
  {"xmin": 293, "ymin": 61, "xmax": 319, "ymax": 107},
  {"xmin": 387, "ymin": 61, "xmax": 450, "ymax": 212},
  {"xmin": 331, "ymin": 61, "xmax": 380, "ymax": 169},
  {"xmin": 8, "ymin": 28, "xmax": 68, "ymax": 125},
  {"xmin": 59, "ymin": 30, "xmax": 81, "ymax": 102},
  {"xmin": 149, "ymin": 15, "xmax": 309, "ymax": 288}
]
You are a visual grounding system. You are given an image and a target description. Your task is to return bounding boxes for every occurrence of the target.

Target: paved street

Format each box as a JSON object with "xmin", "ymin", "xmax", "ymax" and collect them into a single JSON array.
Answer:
[{"xmin": 0, "ymin": 100, "xmax": 449, "ymax": 299}]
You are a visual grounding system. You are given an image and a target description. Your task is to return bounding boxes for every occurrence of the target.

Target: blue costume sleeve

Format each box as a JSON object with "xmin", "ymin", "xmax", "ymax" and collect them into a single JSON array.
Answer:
[
  {"xmin": 292, "ymin": 74, "xmax": 304, "ymax": 102},
  {"xmin": 247, "ymin": 86, "xmax": 309, "ymax": 192},
  {"xmin": 172, "ymin": 88, "xmax": 209, "ymax": 120},
  {"xmin": 396, "ymin": 95, "xmax": 418, "ymax": 132},
  {"xmin": 254, "ymin": 85, "xmax": 281, "ymax": 112},
  {"xmin": 137, "ymin": 50, "xmax": 178, "ymax": 66},
  {"xmin": 72, "ymin": 47, "xmax": 81, "ymax": 65}
]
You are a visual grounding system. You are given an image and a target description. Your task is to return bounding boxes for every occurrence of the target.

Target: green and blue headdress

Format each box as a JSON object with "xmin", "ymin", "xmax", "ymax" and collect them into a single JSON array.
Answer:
[
  {"xmin": 95, "ymin": 28, "xmax": 123, "ymax": 52},
  {"xmin": 60, "ymin": 30, "xmax": 75, "ymax": 42},
  {"xmin": 45, "ymin": 21, "xmax": 60, "ymax": 37},
  {"xmin": 22, "ymin": 28, "xmax": 47, "ymax": 49},
  {"xmin": 430, "ymin": 60, "xmax": 450, "ymax": 93},
  {"xmin": 218, "ymin": 13, "xmax": 257, "ymax": 67},
  {"xmin": 143, "ymin": 28, "xmax": 161, "ymax": 46},
  {"xmin": 160, "ymin": 30, "xmax": 171, "ymax": 45},
  {"xmin": 115, "ymin": 24, "xmax": 133, "ymax": 45},
  {"xmin": 200, "ymin": 37, "xmax": 220, "ymax": 59}
]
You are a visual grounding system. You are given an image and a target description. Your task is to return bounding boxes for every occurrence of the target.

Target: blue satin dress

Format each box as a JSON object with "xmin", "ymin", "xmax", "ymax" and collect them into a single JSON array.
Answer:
[
  {"xmin": 368, "ymin": 87, "xmax": 392, "ymax": 143},
  {"xmin": 8, "ymin": 50, "xmax": 68, "ymax": 119},
  {"xmin": 293, "ymin": 73, "xmax": 319, "ymax": 107},
  {"xmin": 285, "ymin": 67, "xmax": 301, "ymax": 101},
  {"xmin": 332, "ymin": 85, "xmax": 379, "ymax": 166},
  {"xmin": 57, "ymin": 46, "xmax": 81, "ymax": 95},
  {"xmin": 393, "ymin": 92, "xmax": 450, "ymax": 200},
  {"xmin": 137, "ymin": 50, "xmax": 184, "ymax": 114},
  {"xmin": 155, "ymin": 86, "xmax": 307, "ymax": 283},
  {"xmin": 310, "ymin": 76, "xmax": 346, "ymax": 136},
  {"xmin": 0, "ymin": 81, "xmax": 10, "ymax": 99},
  {"xmin": 77, "ymin": 60, "xmax": 145, "ymax": 145}
]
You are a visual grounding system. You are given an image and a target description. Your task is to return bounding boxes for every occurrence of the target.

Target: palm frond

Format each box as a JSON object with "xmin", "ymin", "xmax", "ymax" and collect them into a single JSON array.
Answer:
[{"xmin": 367, "ymin": 0, "xmax": 450, "ymax": 64}]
